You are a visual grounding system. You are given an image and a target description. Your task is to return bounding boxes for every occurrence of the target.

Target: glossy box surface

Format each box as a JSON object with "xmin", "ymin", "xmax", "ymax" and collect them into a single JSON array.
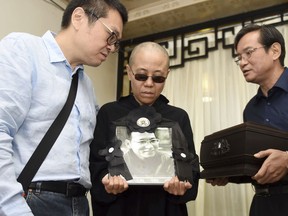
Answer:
[{"xmin": 200, "ymin": 122, "xmax": 288, "ymax": 183}]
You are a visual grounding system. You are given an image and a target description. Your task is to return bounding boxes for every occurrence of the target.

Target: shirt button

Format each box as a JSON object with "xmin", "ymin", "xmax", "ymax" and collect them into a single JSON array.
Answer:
[
  {"xmin": 265, "ymin": 119, "xmax": 270, "ymax": 122},
  {"xmin": 267, "ymin": 102, "xmax": 271, "ymax": 105}
]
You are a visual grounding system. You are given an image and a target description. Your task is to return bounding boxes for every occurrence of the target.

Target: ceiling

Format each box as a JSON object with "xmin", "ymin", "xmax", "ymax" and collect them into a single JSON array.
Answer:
[{"xmin": 61, "ymin": 0, "xmax": 287, "ymax": 40}]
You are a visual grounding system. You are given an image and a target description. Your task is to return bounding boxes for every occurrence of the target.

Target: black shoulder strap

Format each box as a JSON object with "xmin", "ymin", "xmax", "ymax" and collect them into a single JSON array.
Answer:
[{"xmin": 17, "ymin": 71, "xmax": 79, "ymax": 191}]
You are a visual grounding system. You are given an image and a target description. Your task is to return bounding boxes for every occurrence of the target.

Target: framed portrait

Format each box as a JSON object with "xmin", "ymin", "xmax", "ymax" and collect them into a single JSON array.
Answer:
[
  {"xmin": 116, "ymin": 126, "xmax": 175, "ymax": 185},
  {"xmin": 101, "ymin": 106, "xmax": 194, "ymax": 185}
]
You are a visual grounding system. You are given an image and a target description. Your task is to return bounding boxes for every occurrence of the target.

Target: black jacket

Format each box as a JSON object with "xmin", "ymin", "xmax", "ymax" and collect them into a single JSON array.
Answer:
[{"xmin": 89, "ymin": 94, "xmax": 200, "ymax": 216}]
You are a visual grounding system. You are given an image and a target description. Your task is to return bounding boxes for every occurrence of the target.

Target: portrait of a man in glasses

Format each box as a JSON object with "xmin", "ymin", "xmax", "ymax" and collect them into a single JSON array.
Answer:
[{"xmin": 118, "ymin": 126, "xmax": 174, "ymax": 184}]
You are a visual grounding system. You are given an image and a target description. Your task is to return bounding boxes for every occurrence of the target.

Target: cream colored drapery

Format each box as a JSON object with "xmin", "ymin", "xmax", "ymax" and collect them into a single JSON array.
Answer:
[{"xmin": 161, "ymin": 24, "xmax": 288, "ymax": 216}]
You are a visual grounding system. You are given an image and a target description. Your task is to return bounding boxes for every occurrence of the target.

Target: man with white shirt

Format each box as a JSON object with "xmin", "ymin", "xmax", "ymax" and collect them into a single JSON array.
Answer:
[{"xmin": 0, "ymin": 0, "xmax": 127, "ymax": 215}]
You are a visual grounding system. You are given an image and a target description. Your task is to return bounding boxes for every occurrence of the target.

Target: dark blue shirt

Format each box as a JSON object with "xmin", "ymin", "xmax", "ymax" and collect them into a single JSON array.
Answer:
[{"xmin": 244, "ymin": 67, "xmax": 288, "ymax": 131}]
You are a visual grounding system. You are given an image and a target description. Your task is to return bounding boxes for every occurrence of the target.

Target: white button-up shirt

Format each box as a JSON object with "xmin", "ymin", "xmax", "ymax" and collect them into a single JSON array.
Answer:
[{"xmin": 0, "ymin": 31, "xmax": 98, "ymax": 215}]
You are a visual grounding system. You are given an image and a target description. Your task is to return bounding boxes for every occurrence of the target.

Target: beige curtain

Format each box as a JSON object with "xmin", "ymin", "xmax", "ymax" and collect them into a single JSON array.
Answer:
[{"xmin": 162, "ymin": 24, "xmax": 288, "ymax": 216}]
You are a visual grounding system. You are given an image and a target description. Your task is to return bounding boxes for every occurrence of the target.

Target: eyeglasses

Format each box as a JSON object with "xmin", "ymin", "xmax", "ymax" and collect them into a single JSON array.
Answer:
[
  {"xmin": 130, "ymin": 69, "xmax": 167, "ymax": 83},
  {"xmin": 234, "ymin": 46, "xmax": 265, "ymax": 65},
  {"xmin": 136, "ymin": 138, "xmax": 159, "ymax": 146},
  {"xmin": 86, "ymin": 11, "xmax": 120, "ymax": 52}
]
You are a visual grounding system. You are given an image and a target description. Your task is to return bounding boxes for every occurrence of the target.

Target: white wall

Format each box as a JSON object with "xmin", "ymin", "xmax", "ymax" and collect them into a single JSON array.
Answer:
[
  {"xmin": 1, "ymin": 0, "xmax": 118, "ymax": 215},
  {"xmin": 0, "ymin": 0, "xmax": 62, "ymax": 38}
]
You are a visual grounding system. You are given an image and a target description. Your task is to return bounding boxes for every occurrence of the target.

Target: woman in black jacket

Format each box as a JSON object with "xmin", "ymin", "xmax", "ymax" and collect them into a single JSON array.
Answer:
[{"xmin": 89, "ymin": 41, "xmax": 200, "ymax": 216}]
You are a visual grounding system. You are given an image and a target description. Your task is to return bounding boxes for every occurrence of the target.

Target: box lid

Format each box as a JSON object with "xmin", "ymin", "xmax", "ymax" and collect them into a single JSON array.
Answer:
[{"xmin": 203, "ymin": 122, "xmax": 288, "ymax": 142}]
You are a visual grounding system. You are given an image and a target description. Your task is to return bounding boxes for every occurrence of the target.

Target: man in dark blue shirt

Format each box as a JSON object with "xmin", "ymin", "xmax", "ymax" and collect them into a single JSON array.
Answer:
[
  {"xmin": 237, "ymin": 24, "xmax": 288, "ymax": 216},
  {"xmin": 207, "ymin": 24, "xmax": 288, "ymax": 216}
]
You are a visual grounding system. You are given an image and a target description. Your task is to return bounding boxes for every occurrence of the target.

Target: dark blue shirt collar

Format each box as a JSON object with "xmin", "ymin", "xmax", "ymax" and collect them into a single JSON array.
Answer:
[{"xmin": 255, "ymin": 67, "xmax": 288, "ymax": 102}]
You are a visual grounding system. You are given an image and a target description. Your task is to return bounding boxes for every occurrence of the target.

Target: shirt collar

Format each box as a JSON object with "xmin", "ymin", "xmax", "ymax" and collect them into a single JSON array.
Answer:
[
  {"xmin": 42, "ymin": 31, "xmax": 84, "ymax": 72},
  {"xmin": 254, "ymin": 67, "xmax": 288, "ymax": 102},
  {"xmin": 274, "ymin": 67, "xmax": 288, "ymax": 92},
  {"xmin": 42, "ymin": 31, "xmax": 66, "ymax": 63}
]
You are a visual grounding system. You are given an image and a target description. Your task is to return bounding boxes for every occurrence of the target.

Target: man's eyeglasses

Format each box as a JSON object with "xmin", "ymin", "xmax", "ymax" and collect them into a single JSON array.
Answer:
[
  {"xmin": 234, "ymin": 46, "xmax": 265, "ymax": 65},
  {"xmin": 85, "ymin": 11, "xmax": 120, "ymax": 52},
  {"xmin": 137, "ymin": 138, "xmax": 159, "ymax": 146},
  {"xmin": 130, "ymin": 69, "xmax": 167, "ymax": 83}
]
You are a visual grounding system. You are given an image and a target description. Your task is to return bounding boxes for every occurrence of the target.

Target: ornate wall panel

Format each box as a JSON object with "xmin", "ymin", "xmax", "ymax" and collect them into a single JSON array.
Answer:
[{"xmin": 117, "ymin": 3, "xmax": 288, "ymax": 99}]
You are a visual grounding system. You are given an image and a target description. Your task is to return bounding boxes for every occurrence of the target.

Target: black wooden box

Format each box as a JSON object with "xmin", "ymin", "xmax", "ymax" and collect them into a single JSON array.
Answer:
[{"xmin": 200, "ymin": 122, "xmax": 288, "ymax": 183}]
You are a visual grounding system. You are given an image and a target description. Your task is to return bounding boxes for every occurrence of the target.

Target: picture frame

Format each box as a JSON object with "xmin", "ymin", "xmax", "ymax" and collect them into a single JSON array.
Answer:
[{"xmin": 116, "ymin": 126, "xmax": 175, "ymax": 185}]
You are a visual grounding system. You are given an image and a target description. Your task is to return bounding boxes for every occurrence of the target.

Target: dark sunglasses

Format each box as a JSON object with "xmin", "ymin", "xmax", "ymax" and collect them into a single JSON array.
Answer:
[{"xmin": 130, "ymin": 70, "xmax": 167, "ymax": 83}]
